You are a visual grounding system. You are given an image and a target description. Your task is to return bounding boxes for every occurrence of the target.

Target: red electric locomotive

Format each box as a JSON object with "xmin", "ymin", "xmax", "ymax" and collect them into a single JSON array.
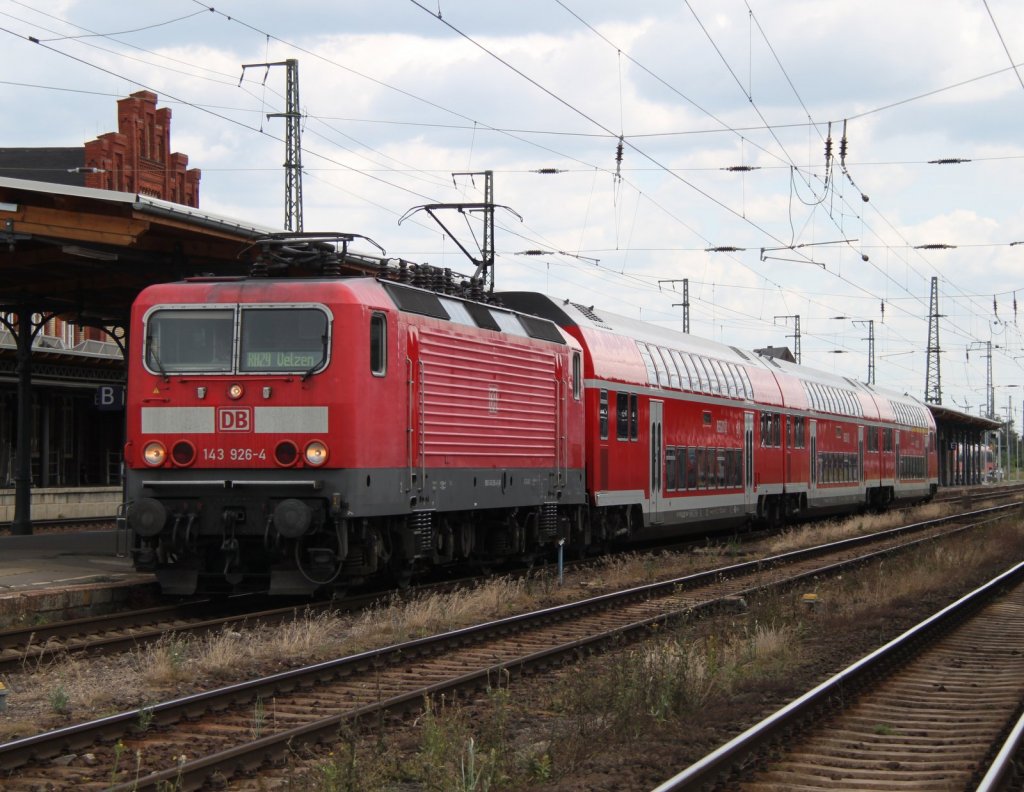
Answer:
[{"xmin": 124, "ymin": 271, "xmax": 586, "ymax": 595}]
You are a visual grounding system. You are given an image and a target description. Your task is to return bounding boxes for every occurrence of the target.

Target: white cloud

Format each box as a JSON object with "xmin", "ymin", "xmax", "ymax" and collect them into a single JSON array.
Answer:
[{"xmin": 2, "ymin": 0, "xmax": 1024, "ymax": 411}]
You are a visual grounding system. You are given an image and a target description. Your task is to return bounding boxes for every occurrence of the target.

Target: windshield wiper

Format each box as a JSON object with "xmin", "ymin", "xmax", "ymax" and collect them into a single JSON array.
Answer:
[
  {"xmin": 301, "ymin": 335, "xmax": 328, "ymax": 381},
  {"xmin": 146, "ymin": 334, "xmax": 169, "ymax": 382}
]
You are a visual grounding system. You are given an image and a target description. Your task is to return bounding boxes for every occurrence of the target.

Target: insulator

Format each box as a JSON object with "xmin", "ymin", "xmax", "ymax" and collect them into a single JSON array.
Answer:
[
  {"xmin": 322, "ymin": 254, "xmax": 342, "ymax": 277},
  {"xmin": 250, "ymin": 256, "xmax": 270, "ymax": 278}
]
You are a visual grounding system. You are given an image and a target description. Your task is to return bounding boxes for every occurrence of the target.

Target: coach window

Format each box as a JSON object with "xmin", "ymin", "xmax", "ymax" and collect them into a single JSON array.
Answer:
[
  {"xmin": 681, "ymin": 354, "xmax": 700, "ymax": 392},
  {"xmin": 638, "ymin": 344, "xmax": 659, "ymax": 385},
  {"xmin": 723, "ymin": 363, "xmax": 740, "ymax": 397},
  {"xmin": 670, "ymin": 349, "xmax": 691, "ymax": 389},
  {"xmin": 599, "ymin": 390, "xmax": 609, "ymax": 440},
  {"xmin": 740, "ymin": 367, "xmax": 753, "ymax": 399},
  {"xmin": 616, "ymin": 393, "xmax": 630, "ymax": 440},
  {"xmin": 666, "ymin": 447, "xmax": 677, "ymax": 490},
  {"xmin": 572, "ymin": 352, "xmax": 581, "ymax": 399},
  {"xmin": 651, "ymin": 346, "xmax": 670, "ymax": 387},
  {"xmin": 686, "ymin": 447, "xmax": 697, "ymax": 488},
  {"xmin": 690, "ymin": 355, "xmax": 706, "ymax": 392},
  {"xmin": 772, "ymin": 413, "xmax": 781, "ymax": 447},
  {"xmin": 659, "ymin": 347, "xmax": 680, "ymax": 388},
  {"xmin": 630, "ymin": 394, "xmax": 639, "ymax": 440},
  {"xmin": 703, "ymin": 357, "xmax": 721, "ymax": 394},
  {"xmin": 710, "ymin": 360, "xmax": 729, "ymax": 396}
]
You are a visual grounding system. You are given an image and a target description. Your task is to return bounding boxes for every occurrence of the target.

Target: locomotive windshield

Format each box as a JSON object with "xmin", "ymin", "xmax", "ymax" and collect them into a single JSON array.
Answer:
[
  {"xmin": 239, "ymin": 307, "xmax": 328, "ymax": 373},
  {"xmin": 145, "ymin": 309, "xmax": 234, "ymax": 373},
  {"xmin": 144, "ymin": 306, "xmax": 329, "ymax": 375}
]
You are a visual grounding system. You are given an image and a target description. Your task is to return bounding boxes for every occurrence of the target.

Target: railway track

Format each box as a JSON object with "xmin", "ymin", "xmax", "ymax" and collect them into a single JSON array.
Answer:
[
  {"xmin": 933, "ymin": 481, "xmax": 1024, "ymax": 505},
  {"xmin": 0, "ymin": 596, "xmax": 329, "ymax": 674},
  {"xmin": 652, "ymin": 559, "xmax": 1024, "ymax": 792},
  {"xmin": 0, "ymin": 518, "xmax": 116, "ymax": 535},
  {"xmin": 1, "ymin": 501, "xmax": 1020, "ymax": 790},
  {"xmin": 0, "ymin": 496, "xmax": 1009, "ymax": 674}
]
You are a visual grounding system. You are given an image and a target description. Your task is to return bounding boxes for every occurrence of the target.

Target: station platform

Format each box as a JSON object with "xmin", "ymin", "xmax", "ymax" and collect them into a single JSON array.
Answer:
[
  {"xmin": 0, "ymin": 485, "xmax": 121, "ymax": 523},
  {"xmin": 0, "ymin": 530, "xmax": 156, "ymax": 627}
]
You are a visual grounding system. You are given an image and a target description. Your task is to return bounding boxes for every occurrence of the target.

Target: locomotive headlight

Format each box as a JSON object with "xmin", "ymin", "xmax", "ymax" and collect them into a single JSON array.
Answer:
[
  {"xmin": 304, "ymin": 440, "xmax": 329, "ymax": 467},
  {"xmin": 227, "ymin": 383, "xmax": 245, "ymax": 400},
  {"xmin": 143, "ymin": 441, "xmax": 167, "ymax": 467}
]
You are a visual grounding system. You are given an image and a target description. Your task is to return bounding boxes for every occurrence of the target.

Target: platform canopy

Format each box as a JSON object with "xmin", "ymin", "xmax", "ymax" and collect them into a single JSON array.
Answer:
[
  {"xmin": 926, "ymin": 402, "xmax": 1003, "ymax": 431},
  {"xmin": 0, "ymin": 176, "xmax": 282, "ymax": 327}
]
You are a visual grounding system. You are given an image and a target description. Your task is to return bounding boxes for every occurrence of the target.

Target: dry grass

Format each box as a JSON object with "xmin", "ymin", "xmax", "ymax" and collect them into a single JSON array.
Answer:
[
  {"xmin": 822, "ymin": 519, "xmax": 1023, "ymax": 615},
  {"xmin": 0, "ymin": 499, "xmax": 1015, "ymax": 756},
  {"xmin": 764, "ymin": 502, "xmax": 954, "ymax": 555},
  {"xmin": 349, "ymin": 577, "xmax": 531, "ymax": 646}
]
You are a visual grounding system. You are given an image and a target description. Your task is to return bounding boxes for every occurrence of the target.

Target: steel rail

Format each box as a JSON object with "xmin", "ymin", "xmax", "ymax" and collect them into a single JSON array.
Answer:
[
  {"xmin": 650, "ymin": 559, "xmax": 1024, "ymax": 792},
  {"xmin": 975, "ymin": 706, "xmax": 1024, "ymax": 792}
]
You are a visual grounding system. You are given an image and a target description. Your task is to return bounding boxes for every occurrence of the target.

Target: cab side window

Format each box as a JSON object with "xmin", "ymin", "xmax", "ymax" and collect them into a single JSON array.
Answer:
[{"xmin": 370, "ymin": 313, "xmax": 387, "ymax": 376}]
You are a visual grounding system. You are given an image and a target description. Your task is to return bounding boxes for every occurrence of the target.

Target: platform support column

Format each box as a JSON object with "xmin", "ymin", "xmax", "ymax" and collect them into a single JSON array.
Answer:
[{"xmin": 12, "ymin": 306, "xmax": 33, "ymax": 535}]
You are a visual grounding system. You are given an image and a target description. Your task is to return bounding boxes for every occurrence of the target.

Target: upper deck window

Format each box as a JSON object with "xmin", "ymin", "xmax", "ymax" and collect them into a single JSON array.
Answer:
[{"xmin": 638, "ymin": 343, "xmax": 659, "ymax": 385}]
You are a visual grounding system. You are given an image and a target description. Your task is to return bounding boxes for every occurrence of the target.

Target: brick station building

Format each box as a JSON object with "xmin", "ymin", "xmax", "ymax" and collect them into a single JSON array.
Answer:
[{"xmin": 0, "ymin": 91, "xmax": 199, "ymax": 489}]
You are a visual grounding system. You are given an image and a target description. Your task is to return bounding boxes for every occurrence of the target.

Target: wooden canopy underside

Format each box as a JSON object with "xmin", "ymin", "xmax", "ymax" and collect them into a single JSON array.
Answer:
[{"xmin": 0, "ymin": 177, "xmax": 275, "ymax": 327}]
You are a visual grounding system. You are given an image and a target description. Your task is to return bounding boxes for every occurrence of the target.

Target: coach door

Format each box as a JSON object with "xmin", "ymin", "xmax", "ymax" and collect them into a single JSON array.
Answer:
[
  {"xmin": 744, "ymin": 411, "xmax": 755, "ymax": 511},
  {"xmin": 649, "ymin": 400, "xmax": 664, "ymax": 523},
  {"xmin": 858, "ymin": 426, "xmax": 865, "ymax": 485},
  {"xmin": 809, "ymin": 419, "xmax": 818, "ymax": 492}
]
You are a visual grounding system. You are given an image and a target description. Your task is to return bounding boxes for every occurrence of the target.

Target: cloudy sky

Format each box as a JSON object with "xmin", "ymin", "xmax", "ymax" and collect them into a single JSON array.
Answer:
[{"xmin": 2, "ymin": 0, "xmax": 1024, "ymax": 422}]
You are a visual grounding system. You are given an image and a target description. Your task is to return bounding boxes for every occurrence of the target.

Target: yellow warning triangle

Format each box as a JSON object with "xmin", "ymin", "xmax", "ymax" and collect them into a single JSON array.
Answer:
[{"xmin": 152, "ymin": 387, "xmax": 161, "ymax": 394}]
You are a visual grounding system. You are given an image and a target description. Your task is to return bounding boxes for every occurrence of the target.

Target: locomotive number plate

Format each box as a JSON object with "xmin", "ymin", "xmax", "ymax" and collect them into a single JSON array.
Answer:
[{"xmin": 202, "ymin": 447, "xmax": 268, "ymax": 462}]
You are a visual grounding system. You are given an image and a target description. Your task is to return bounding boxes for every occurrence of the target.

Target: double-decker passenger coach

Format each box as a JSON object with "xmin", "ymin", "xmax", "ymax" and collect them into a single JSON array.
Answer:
[{"xmin": 124, "ymin": 273, "xmax": 587, "ymax": 595}]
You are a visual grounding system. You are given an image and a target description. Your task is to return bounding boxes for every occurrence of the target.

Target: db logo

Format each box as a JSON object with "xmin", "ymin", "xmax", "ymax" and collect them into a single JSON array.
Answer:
[{"xmin": 217, "ymin": 407, "xmax": 252, "ymax": 432}]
